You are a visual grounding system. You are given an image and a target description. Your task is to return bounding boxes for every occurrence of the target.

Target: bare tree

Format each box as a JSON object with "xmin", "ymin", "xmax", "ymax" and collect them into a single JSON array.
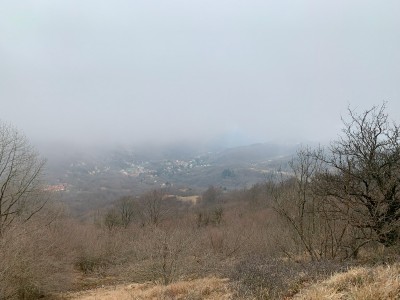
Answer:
[
  {"xmin": 201, "ymin": 185, "xmax": 221, "ymax": 206},
  {"xmin": 116, "ymin": 196, "xmax": 137, "ymax": 228},
  {"xmin": 0, "ymin": 122, "xmax": 46, "ymax": 236},
  {"xmin": 140, "ymin": 189, "xmax": 168, "ymax": 226},
  {"xmin": 103, "ymin": 208, "xmax": 120, "ymax": 230},
  {"xmin": 271, "ymin": 147, "xmax": 351, "ymax": 260},
  {"xmin": 315, "ymin": 103, "xmax": 400, "ymax": 247}
]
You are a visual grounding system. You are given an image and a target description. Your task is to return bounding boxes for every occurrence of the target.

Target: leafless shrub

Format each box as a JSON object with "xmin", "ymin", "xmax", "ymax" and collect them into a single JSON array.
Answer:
[
  {"xmin": 103, "ymin": 208, "xmax": 121, "ymax": 230},
  {"xmin": 0, "ymin": 218, "xmax": 74, "ymax": 299},
  {"xmin": 73, "ymin": 224, "xmax": 134, "ymax": 275},
  {"xmin": 196, "ymin": 207, "xmax": 224, "ymax": 227},
  {"xmin": 230, "ymin": 257, "xmax": 354, "ymax": 299},
  {"xmin": 201, "ymin": 185, "xmax": 223, "ymax": 206},
  {"xmin": 123, "ymin": 225, "xmax": 197, "ymax": 285}
]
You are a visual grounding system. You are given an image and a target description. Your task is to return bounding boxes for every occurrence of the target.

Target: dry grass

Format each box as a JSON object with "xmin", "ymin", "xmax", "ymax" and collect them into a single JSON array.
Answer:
[
  {"xmin": 61, "ymin": 277, "xmax": 232, "ymax": 300},
  {"xmin": 294, "ymin": 263, "xmax": 400, "ymax": 300}
]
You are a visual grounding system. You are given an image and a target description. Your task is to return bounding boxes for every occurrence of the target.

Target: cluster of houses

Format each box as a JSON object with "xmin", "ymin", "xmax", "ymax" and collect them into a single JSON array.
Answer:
[{"xmin": 44, "ymin": 184, "xmax": 67, "ymax": 192}]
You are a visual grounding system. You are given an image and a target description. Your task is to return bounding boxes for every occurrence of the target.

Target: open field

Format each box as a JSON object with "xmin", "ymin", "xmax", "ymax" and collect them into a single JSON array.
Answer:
[{"xmin": 61, "ymin": 277, "xmax": 232, "ymax": 300}]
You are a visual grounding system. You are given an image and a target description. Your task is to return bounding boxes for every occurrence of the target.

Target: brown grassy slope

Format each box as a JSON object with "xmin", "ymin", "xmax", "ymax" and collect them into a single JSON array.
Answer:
[
  {"xmin": 61, "ymin": 277, "xmax": 232, "ymax": 300},
  {"xmin": 294, "ymin": 263, "xmax": 400, "ymax": 300}
]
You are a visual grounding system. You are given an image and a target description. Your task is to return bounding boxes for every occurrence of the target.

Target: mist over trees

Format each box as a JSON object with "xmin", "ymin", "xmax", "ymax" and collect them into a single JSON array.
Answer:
[{"xmin": 1, "ymin": 103, "xmax": 400, "ymax": 299}]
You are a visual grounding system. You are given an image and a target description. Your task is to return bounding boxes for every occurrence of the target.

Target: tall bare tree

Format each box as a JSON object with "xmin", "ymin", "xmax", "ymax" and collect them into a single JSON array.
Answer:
[
  {"xmin": 0, "ymin": 122, "xmax": 46, "ymax": 236},
  {"xmin": 315, "ymin": 103, "xmax": 400, "ymax": 247},
  {"xmin": 272, "ymin": 103, "xmax": 400, "ymax": 260}
]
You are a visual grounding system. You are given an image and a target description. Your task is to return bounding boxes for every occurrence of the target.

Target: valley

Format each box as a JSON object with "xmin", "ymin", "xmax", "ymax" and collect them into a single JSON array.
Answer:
[{"xmin": 43, "ymin": 142, "xmax": 297, "ymax": 215}]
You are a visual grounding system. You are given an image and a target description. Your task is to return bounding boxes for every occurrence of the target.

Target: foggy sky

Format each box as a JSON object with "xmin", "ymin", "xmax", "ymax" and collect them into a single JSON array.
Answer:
[{"xmin": 1, "ymin": 1, "xmax": 400, "ymax": 148}]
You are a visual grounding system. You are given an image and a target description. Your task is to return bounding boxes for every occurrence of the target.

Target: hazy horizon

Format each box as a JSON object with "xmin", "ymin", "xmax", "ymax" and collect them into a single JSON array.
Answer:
[{"xmin": 2, "ymin": 1, "xmax": 400, "ymax": 149}]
